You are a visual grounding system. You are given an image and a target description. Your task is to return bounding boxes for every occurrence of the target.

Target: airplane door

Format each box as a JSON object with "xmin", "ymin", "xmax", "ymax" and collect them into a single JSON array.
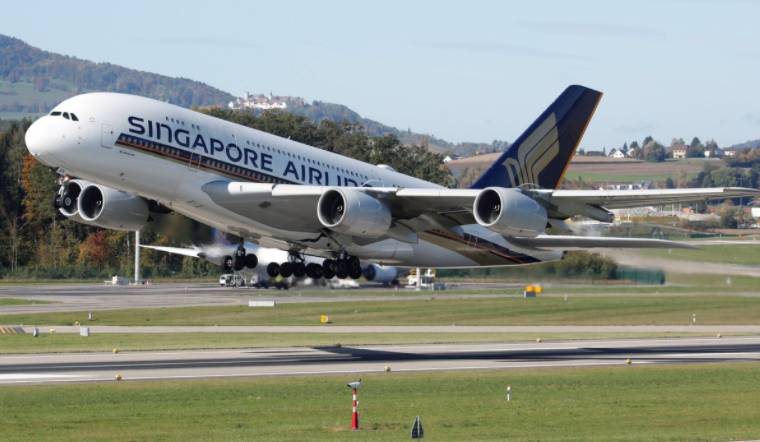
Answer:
[{"xmin": 100, "ymin": 123, "xmax": 116, "ymax": 149}]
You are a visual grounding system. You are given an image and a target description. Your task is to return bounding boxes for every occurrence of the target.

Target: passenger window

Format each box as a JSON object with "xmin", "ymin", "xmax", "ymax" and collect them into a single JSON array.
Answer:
[
  {"xmin": 63, "ymin": 112, "xmax": 70, "ymax": 120},
  {"xmin": 71, "ymin": 113, "xmax": 79, "ymax": 121}
]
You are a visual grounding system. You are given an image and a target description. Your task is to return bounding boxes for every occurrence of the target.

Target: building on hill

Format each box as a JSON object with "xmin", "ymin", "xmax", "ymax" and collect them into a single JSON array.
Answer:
[
  {"xmin": 607, "ymin": 148, "xmax": 626, "ymax": 159},
  {"xmin": 670, "ymin": 145, "xmax": 687, "ymax": 159},
  {"xmin": 228, "ymin": 92, "xmax": 306, "ymax": 111},
  {"xmin": 442, "ymin": 154, "xmax": 461, "ymax": 163}
]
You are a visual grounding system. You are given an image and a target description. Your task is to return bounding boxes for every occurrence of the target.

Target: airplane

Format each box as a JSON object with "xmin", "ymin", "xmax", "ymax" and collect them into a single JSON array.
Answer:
[{"xmin": 24, "ymin": 85, "xmax": 760, "ymax": 278}]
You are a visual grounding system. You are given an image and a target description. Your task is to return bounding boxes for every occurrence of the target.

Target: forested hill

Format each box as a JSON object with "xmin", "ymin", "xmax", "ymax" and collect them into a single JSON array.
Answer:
[
  {"xmin": 0, "ymin": 34, "xmax": 501, "ymax": 155},
  {"xmin": 0, "ymin": 34, "xmax": 234, "ymax": 113}
]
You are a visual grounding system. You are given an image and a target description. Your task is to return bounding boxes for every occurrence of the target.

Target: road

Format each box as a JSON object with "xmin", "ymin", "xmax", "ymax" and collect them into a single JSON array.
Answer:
[{"xmin": 1, "ymin": 336, "xmax": 759, "ymax": 385}]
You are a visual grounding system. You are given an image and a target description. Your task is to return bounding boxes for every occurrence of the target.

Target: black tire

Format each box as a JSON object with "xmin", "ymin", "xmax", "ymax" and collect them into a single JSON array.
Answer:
[
  {"xmin": 347, "ymin": 256, "xmax": 360, "ymax": 270},
  {"xmin": 233, "ymin": 257, "xmax": 245, "ymax": 271},
  {"xmin": 349, "ymin": 266, "xmax": 362, "ymax": 280},
  {"xmin": 293, "ymin": 262, "xmax": 306, "ymax": 278},
  {"xmin": 223, "ymin": 256, "xmax": 234, "ymax": 272},
  {"xmin": 266, "ymin": 262, "xmax": 280, "ymax": 277},
  {"xmin": 306, "ymin": 263, "xmax": 323, "ymax": 279},
  {"xmin": 244, "ymin": 253, "xmax": 258, "ymax": 269},
  {"xmin": 280, "ymin": 262, "xmax": 294, "ymax": 278},
  {"xmin": 335, "ymin": 261, "xmax": 348, "ymax": 279},
  {"xmin": 322, "ymin": 265, "xmax": 335, "ymax": 279}
]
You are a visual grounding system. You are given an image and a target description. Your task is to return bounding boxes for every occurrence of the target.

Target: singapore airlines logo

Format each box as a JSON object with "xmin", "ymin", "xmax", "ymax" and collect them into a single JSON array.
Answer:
[{"xmin": 503, "ymin": 114, "xmax": 560, "ymax": 188}]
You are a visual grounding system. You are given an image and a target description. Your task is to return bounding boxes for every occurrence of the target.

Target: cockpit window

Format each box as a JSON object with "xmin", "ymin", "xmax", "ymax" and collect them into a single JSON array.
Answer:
[
  {"xmin": 63, "ymin": 112, "xmax": 70, "ymax": 120},
  {"xmin": 50, "ymin": 111, "xmax": 61, "ymax": 116},
  {"xmin": 70, "ymin": 113, "xmax": 79, "ymax": 121}
]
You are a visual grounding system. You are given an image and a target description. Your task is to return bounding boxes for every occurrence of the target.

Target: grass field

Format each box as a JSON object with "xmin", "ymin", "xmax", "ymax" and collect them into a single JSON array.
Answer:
[
  {"xmin": 0, "ymin": 298, "xmax": 51, "ymax": 306},
  {"xmin": 3, "ymin": 295, "xmax": 760, "ymax": 327},
  {"xmin": 1, "ymin": 363, "xmax": 759, "ymax": 441},
  {"xmin": 0, "ymin": 331, "xmax": 738, "ymax": 354},
  {"xmin": 638, "ymin": 244, "xmax": 760, "ymax": 266}
]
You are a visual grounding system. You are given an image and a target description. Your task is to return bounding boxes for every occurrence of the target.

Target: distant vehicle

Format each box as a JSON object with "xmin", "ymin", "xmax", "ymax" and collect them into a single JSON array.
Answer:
[{"xmin": 219, "ymin": 274, "xmax": 245, "ymax": 287}]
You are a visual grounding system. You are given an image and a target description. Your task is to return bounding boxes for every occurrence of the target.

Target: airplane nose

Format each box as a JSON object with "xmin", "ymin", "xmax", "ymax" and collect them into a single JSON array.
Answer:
[
  {"xmin": 25, "ymin": 119, "xmax": 45, "ymax": 154},
  {"xmin": 25, "ymin": 117, "xmax": 57, "ymax": 166}
]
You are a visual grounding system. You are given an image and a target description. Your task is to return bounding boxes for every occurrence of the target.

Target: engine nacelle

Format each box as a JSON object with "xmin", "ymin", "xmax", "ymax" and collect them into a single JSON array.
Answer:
[
  {"xmin": 473, "ymin": 187, "xmax": 547, "ymax": 237},
  {"xmin": 77, "ymin": 184, "xmax": 150, "ymax": 231},
  {"xmin": 362, "ymin": 264, "xmax": 399, "ymax": 284},
  {"xmin": 317, "ymin": 188, "xmax": 391, "ymax": 238},
  {"xmin": 55, "ymin": 179, "xmax": 91, "ymax": 217}
]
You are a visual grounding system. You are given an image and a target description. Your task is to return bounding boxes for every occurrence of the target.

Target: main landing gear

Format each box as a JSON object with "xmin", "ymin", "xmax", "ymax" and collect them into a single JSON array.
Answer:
[
  {"xmin": 266, "ymin": 253, "xmax": 362, "ymax": 280},
  {"xmin": 222, "ymin": 246, "xmax": 258, "ymax": 273}
]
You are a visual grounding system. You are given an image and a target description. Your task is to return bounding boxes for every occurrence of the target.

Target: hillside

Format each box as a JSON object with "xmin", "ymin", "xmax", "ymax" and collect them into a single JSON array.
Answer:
[
  {"xmin": 0, "ymin": 34, "xmax": 234, "ymax": 118},
  {"xmin": 0, "ymin": 34, "xmax": 504, "ymax": 154}
]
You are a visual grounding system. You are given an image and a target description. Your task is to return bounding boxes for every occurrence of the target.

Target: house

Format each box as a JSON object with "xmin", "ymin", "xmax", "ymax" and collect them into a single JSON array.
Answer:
[
  {"xmin": 723, "ymin": 149, "xmax": 737, "ymax": 158},
  {"xmin": 671, "ymin": 145, "xmax": 687, "ymax": 159},
  {"xmin": 608, "ymin": 148, "xmax": 626, "ymax": 159},
  {"xmin": 442, "ymin": 154, "xmax": 460, "ymax": 163}
]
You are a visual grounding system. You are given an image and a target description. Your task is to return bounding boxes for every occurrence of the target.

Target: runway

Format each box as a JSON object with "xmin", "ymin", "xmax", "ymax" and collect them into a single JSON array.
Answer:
[
  {"xmin": 2, "ymin": 282, "xmax": 759, "ymax": 315},
  {"xmin": 2, "ymin": 336, "xmax": 759, "ymax": 385},
  {"xmin": 0, "ymin": 282, "xmax": 525, "ymax": 314}
]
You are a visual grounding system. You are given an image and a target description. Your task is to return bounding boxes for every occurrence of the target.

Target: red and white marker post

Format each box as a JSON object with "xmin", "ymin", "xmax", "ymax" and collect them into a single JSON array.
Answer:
[
  {"xmin": 347, "ymin": 379, "xmax": 362, "ymax": 431},
  {"xmin": 351, "ymin": 387, "xmax": 359, "ymax": 430}
]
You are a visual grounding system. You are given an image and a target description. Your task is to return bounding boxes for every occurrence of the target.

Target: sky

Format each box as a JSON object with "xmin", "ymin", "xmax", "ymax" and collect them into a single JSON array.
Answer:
[{"xmin": 3, "ymin": 0, "xmax": 760, "ymax": 150}]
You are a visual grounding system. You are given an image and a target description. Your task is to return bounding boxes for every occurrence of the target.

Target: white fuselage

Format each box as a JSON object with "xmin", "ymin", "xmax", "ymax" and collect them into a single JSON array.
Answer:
[{"xmin": 25, "ymin": 93, "xmax": 562, "ymax": 267}]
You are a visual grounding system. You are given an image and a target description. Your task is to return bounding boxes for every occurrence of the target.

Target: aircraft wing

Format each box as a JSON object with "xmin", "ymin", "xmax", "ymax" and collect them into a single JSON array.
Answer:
[
  {"xmin": 531, "ymin": 187, "xmax": 760, "ymax": 209},
  {"xmin": 202, "ymin": 181, "xmax": 759, "ymax": 239}
]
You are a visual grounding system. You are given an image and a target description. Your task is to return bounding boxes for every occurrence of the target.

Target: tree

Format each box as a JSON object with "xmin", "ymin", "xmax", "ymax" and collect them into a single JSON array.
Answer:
[{"xmin": 643, "ymin": 141, "xmax": 667, "ymax": 162}]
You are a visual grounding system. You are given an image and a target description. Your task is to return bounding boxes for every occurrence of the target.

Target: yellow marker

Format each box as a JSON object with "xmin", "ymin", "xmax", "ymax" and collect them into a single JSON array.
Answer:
[
  {"xmin": 626, "ymin": 358, "xmax": 632, "ymax": 365},
  {"xmin": 112, "ymin": 348, "xmax": 119, "ymax": 354},
  {"xmin": 320, "ymin": 314, "xmax": 330, "ymax": 324},
  {"xmin": 115, "ymin": 374, "xmax": 123, "ymax": 381},
  {"xmin": 536, "ymin": 337, "xmax": 542, "ymax": 343},
  {"xmin": 384, "ymin": 365, "xmax": 392, "ymax": 372}
]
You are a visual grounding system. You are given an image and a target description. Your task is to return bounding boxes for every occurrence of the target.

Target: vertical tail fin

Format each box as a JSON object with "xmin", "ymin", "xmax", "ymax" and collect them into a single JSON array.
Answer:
[{"xmin": 470, "ymin": 85, "xmax": 602, "ymax": 190}]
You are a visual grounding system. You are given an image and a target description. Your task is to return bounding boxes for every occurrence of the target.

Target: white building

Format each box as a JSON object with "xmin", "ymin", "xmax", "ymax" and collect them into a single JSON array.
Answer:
[{"xmin": 608, "ymin": 148, "xmax": 626, "ymax": 159}]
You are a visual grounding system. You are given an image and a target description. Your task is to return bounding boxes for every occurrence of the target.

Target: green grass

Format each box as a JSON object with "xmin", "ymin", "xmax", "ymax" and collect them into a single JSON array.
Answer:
[
  {"xmin": 564, "ymin": 170, "xmax": 700, "ymax": 182},
  {"xmin": 0, "ymin": 331, "xmax": 739, "ymax": 354},
  {"xmin": 2, "ymin": 363, "xmax": 760, "ymax": 441},
  {"xmin": 638, "ymin": 244, "xmax": 760, "ymax": 266},
  {"xmin": 3, "ymin": 295, "xmax": 760, "ymax": 326},
  {"xmin": 0, "ymin": 298, "xmax": 51, "ymax": 306}
]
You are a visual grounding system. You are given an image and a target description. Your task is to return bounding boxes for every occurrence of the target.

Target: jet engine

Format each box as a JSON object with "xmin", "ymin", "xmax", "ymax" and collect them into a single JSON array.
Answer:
[
  {"xmin": 362, "ymin": 263, "xmax": 399, "ymax": 285},
  {"xmin": 77, "ymin": 183, "xmax": 150, "ymax": 231},
  {"xmin": 472, "ymin": 187, "xmax": 547, "ymax": 237},
  {"xmin": 55, "ymin": 179, "xmax": 89, "ymax": 217},
  {"xmin": 317, "ymin": 188, "xmax": 391, "ymax": 238}
]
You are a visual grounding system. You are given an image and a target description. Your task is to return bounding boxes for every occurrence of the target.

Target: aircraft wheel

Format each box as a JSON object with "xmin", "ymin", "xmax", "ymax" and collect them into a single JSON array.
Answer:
[
  {"xmin": 244, "ymin": 253, "xmax": 258, "ymax": 269},
  {"xmin": 233, "ymin": 258, "xmax": 245, "ymax": 271},
  {"xmin": 279, "ymin": 262, "xmax": 294, "ymax": 278},
  {"xmin": 293, "ymin": 262, "xmax": 306, "ymax": 278},
  {"xmin": 306, "ymin": 263, "xmax": 323, "ymax": 279},
  {"xmin": 266, "ymin": 262, "xmax": 280, "ymax": 277},
  {"xmin": 335, "ymin": 261, "xmax": 348, "ymax": 279},
  {"xmin": 348, "ymin": 265, "xmax": 362, "ymax": 280},
  {"xmin": 322, "ymin": 265, "xmax": 335, "ymax": 279}
]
